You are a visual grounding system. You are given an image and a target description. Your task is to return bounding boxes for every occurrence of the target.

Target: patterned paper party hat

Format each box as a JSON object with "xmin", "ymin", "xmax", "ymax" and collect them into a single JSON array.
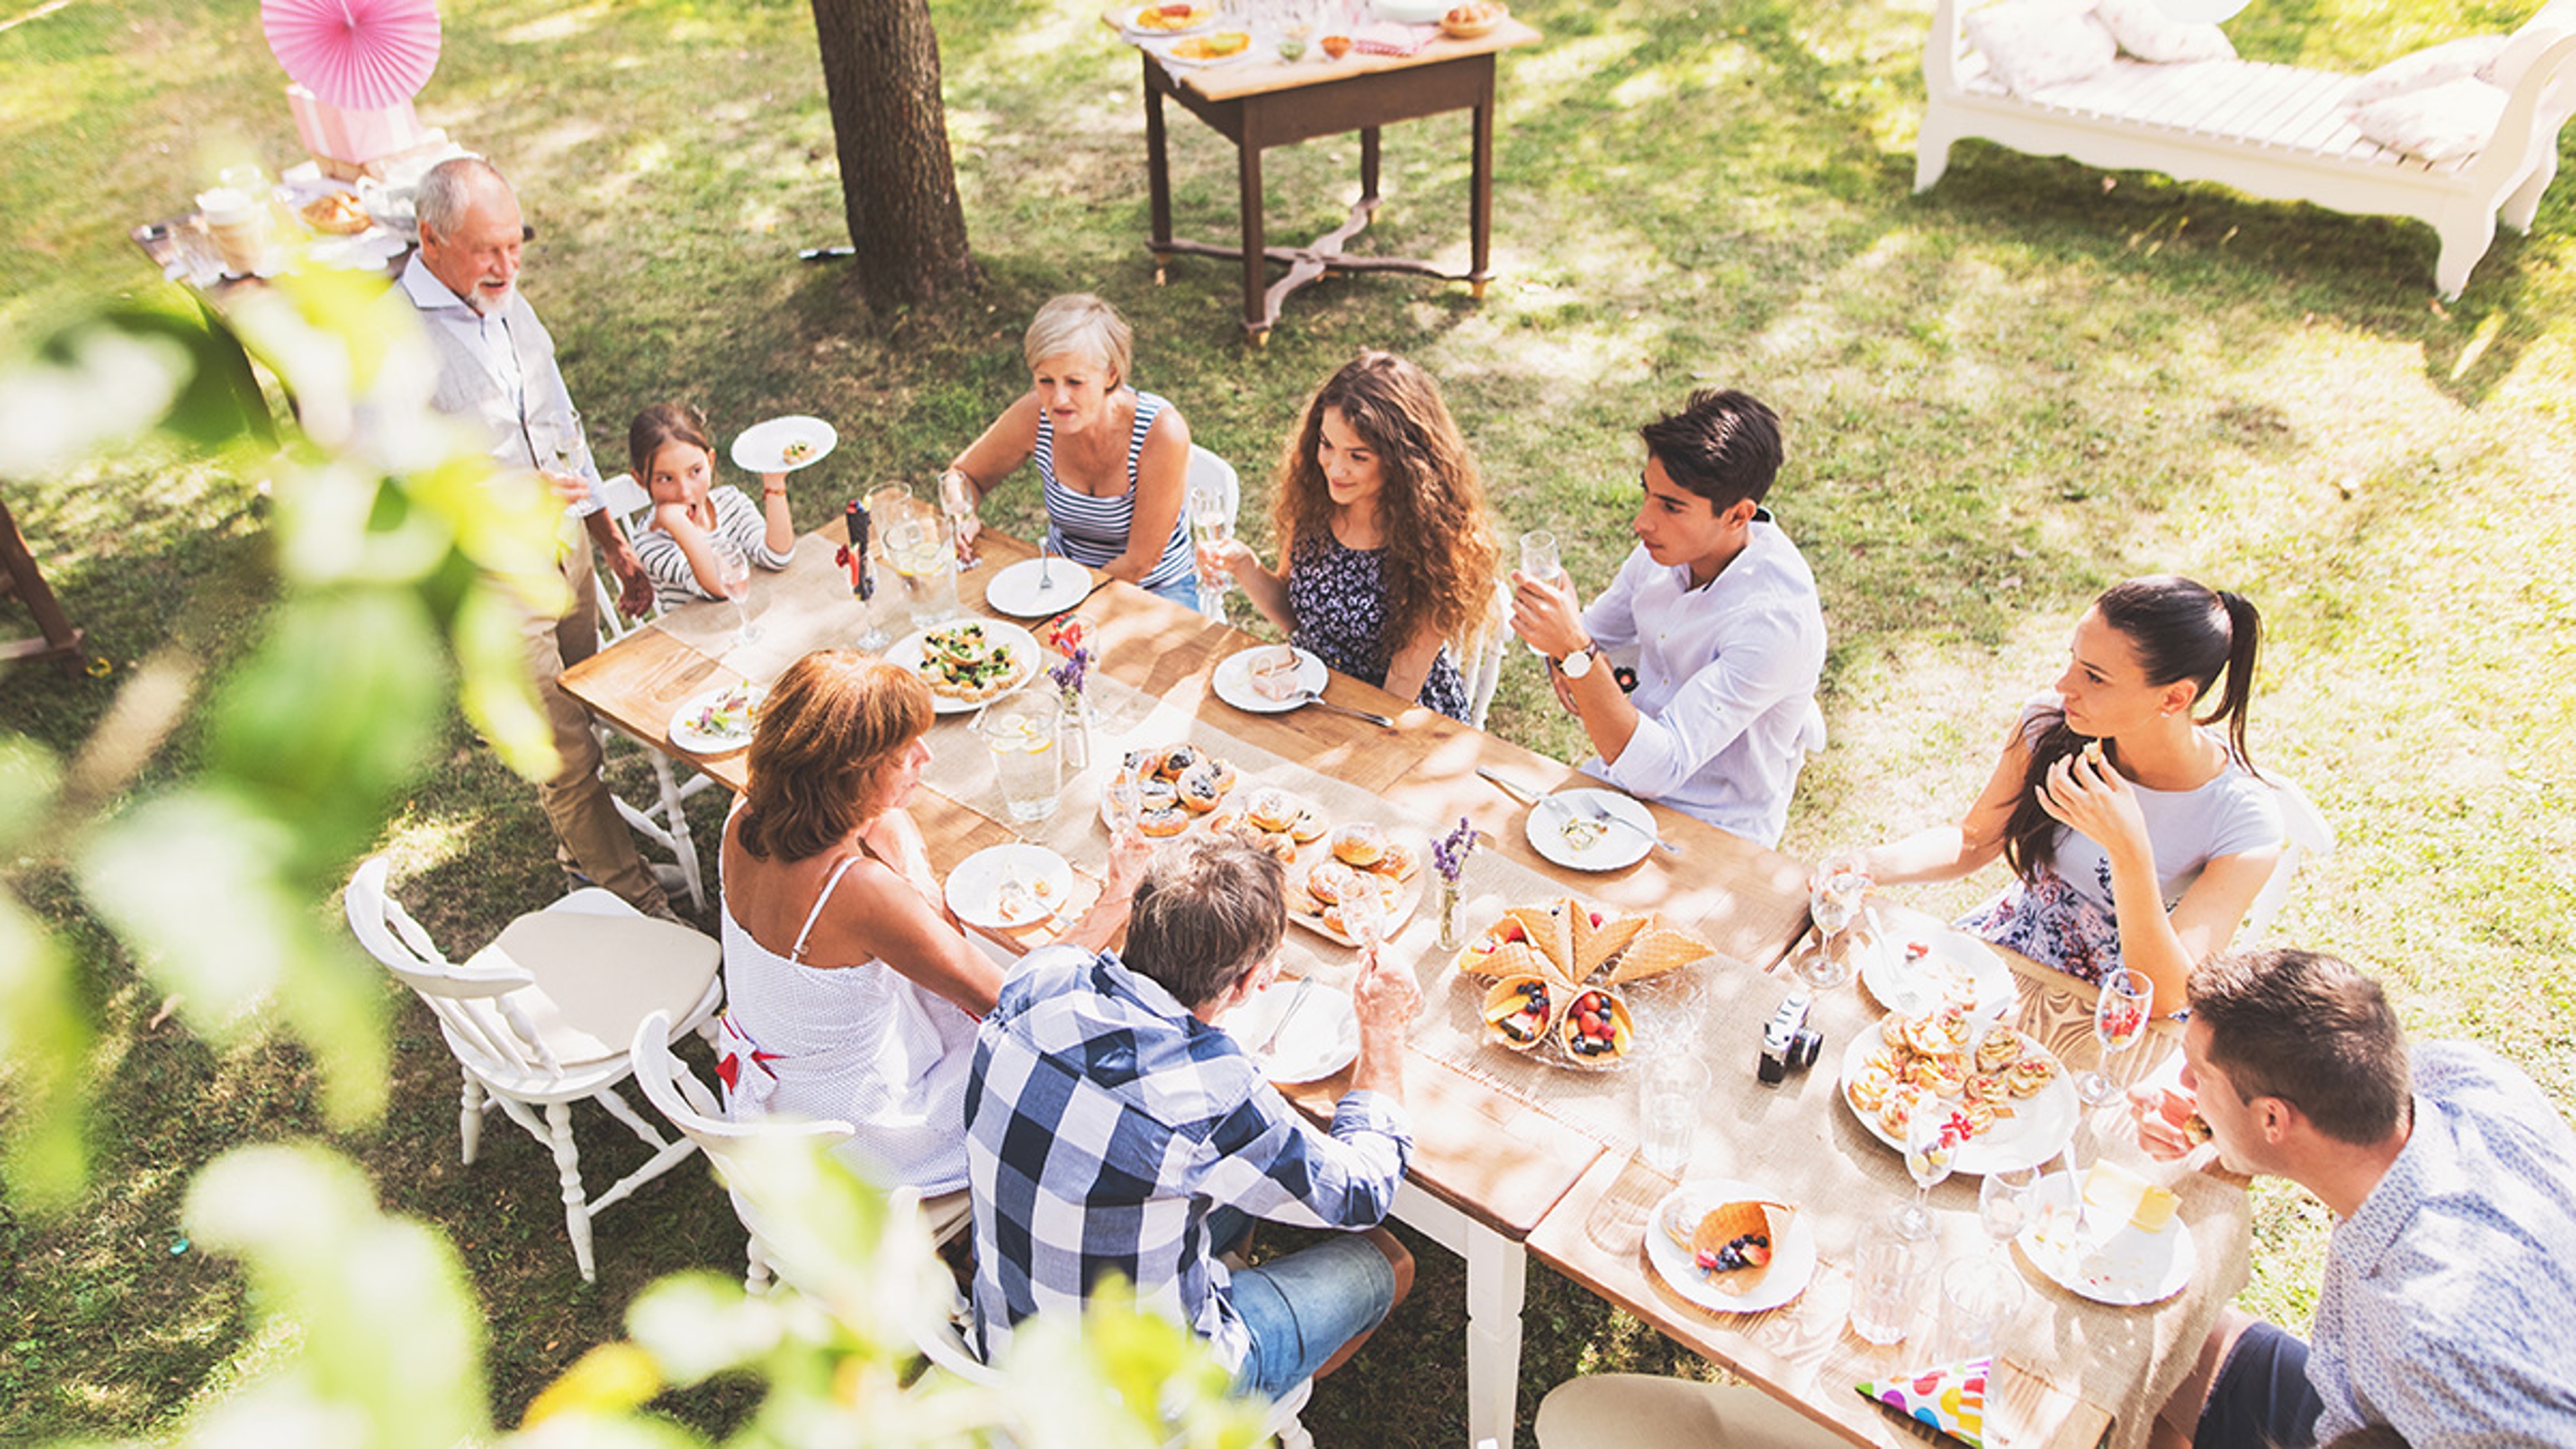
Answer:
[{"xmin": 1856, "ymin": 1356, "xmax": 1988, "ymax": 1446}]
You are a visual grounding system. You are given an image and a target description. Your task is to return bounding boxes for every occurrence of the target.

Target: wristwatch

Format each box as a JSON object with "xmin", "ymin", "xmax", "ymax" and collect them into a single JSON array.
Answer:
[{"xmin": 1558, "ymin": 642, "xmax": 1599, "ymax": 680}]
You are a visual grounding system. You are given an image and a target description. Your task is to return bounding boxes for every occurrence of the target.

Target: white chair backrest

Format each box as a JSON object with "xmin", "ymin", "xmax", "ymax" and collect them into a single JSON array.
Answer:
[
  {"xmin": 1458, "ymin": 579, "xmax": 1513, "ymax": 731},
  {"xmin": 593, "ymin": 472, "xmax": 661, "ymax": 637},
  {"xmin": 2243, "ymin": 773, "xmax": 2336, "ymax": 940},
  {"xmin": 1185, "ymin": 445, "xmax": 1240, "ymax": 530},
  {"xmin": 629, "ymin": 1010, "xmax": 853, "ymax": 1169},
  {"xmin": 345, "ymin": 855, "xmax": 565, "ymax": 1079}
]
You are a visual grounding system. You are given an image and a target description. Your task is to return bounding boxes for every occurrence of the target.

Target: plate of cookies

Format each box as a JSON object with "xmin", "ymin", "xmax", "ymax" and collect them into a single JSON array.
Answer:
[
  {"xmin": 1453, "ymin": 896, "xmax": 1719, "ymax": 1070},
  {"xmin": 1285, "ymin": 822, "xmax": 1426, "ymax": 947},
  {"xmin": 1840, "ymin": 1007, "xmax": 2079, "ymax": 1177}
]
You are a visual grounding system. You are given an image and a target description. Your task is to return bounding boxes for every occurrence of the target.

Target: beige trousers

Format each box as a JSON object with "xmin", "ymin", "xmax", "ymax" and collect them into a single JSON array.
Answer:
[{"xmin": 523, "ymin": 541, "xmax": 663, "ymax": 916}]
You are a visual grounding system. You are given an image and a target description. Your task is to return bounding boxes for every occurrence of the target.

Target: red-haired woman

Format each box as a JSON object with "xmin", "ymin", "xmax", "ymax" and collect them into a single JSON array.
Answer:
[{"xmin": 717, "ymin": 651, "xmax": 1146, "ymax": 1190}]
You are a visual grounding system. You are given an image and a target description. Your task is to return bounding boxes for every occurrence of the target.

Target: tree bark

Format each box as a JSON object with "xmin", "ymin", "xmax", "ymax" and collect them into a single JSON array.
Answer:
[{"xmin": 808, "ymin": 0, "xmax": 978, "ymax": 309}]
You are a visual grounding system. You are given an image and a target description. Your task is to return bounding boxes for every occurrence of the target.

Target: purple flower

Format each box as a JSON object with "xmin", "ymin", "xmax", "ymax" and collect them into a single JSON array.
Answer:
[
  {"xmin": 1431, "ymin": 815, "xmax": 1477, "ymax": 885},
  {"xmin": 1049, "ymin": 643, "xmax": 1091, "ymax": 698}
]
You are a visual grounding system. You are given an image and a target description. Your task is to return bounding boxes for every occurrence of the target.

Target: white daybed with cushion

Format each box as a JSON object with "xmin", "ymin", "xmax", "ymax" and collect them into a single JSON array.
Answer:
[{"xmin": 1916, "ymin": 0, "xmax": 2576, "ymax": 297}]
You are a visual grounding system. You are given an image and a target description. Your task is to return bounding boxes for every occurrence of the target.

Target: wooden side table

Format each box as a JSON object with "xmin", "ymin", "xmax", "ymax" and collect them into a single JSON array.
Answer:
[{"xmin": 1136, "ymin": 21, "xmax": 1540, "ymax": 341}]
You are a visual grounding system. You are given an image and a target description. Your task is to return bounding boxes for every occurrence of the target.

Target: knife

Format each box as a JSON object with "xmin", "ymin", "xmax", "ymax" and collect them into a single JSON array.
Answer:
[{"xmin": 1474, "ymin": 765, "xmax": 1542, "ymax": 807}]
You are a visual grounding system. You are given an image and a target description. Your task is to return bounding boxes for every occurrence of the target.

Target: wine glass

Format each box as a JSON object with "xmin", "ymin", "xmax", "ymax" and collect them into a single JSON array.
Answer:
[
  {"xmin": 2078, "ymin": 968, "xmax": 2152, "ymax": 1106},
  {"xmin": 1188, "ymin": 480, "xmax": 1232, "ymax": 622},
  {"xmin": 1519, "ymin": 529, "xmax": 1561, "ymax": 657},
  {"xmin": 708, "ymin": 533, "xmax": 759, "ymax": 645},
  {"xmin": 1338, "ymin": 885, "xmax": 1387, "ymax": 965},
  {"xmin": 1894, "ymin": 1096, "xmax": 1957, "ymax": 1240},
  {"xmin": 938, "ymin": 470, "xmax": 981, "ymax": 570},
  {"xmin": 1103, "ymin": 762, "xmax": 1144, "ymax": 838},
  {"xmin": 1273, "ymin": 0, "xmax": 1313, "ymax": 59},
  {"xmin": 1978, "ymin": 1163, "xmax": 2042, "ymax": 1259}
]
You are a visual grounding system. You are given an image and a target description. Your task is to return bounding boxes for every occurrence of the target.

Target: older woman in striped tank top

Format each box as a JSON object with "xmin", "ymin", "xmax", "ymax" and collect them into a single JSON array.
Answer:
[{"xmin": 941, "ymin": 294, "xmax": 1199, "ymax": 606}]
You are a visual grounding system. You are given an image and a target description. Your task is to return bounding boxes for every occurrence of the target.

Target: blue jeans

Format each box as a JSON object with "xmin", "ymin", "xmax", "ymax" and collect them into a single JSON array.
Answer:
[
  {"xmin": 2196, "ymin": 1322, "xmax": 2324, "ymax": 1449},
  {"xmin": 1205, "ymin": 1208, "xmax": 1397, "ymax": 1401},
  {"xmin": 1144, "ymin": 572, "xmax": 1202, "ymax": 610}
]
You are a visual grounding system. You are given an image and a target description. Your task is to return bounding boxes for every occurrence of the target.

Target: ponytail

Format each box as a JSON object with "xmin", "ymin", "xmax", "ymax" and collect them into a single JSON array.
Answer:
[{"xmin": 2204, "ymin": 590, "xmax": 2261, "ymax": 773}]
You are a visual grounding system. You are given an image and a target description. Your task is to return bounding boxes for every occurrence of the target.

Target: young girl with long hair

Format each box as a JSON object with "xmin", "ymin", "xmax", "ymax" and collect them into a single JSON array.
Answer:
[
  {"xmin": 1202, "ymin": 351, "xmax": 1500, "ymax": 721},
  {"xmin": 625, "ymin": 402, "xmax": 796, "ymax": 614},
  {"xmin": 1833, "ymin": 577, "xmax": 2285, "ymax": 1014}
]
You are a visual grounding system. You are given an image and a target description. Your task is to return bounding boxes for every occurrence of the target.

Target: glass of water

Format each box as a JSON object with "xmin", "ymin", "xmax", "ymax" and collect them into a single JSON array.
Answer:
[
  {"xmin": 1635, "ymin": 1053, "xmax": 1709, "ymax": 1178},
  {"xmin": 981, "ymin": 692, "xmax": 1063, "ymax": 826},
  {"xmin": 1519, "ymin": 529, "xmax": 1562, "ymax": 657}
]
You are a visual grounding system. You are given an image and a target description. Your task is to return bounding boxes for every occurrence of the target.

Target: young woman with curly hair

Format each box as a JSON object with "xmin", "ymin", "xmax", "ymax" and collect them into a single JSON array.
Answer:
[{"xmin": 1201, "ymin": 352, "xmax": 1500, "ymax": 721}]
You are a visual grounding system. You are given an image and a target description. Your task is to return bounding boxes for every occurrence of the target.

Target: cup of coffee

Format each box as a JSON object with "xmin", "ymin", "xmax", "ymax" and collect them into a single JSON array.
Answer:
[{"xmin": 197, "ymin": 187, "xmax": 274, "ymax": 276}]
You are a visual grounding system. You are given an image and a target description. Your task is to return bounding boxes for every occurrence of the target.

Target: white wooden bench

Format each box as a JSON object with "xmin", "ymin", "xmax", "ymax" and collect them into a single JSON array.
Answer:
[{"xmin": 1915, "ymin": 0, "xmax": 2576, "ymax": 297}]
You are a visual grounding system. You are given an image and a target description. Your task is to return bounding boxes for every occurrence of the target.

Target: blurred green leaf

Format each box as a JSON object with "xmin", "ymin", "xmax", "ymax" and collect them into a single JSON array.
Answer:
[
  {"xmin": 182, "ymin": 1144, "xmax": 489, "ymax": 1449},
  {"xmin": 0, "ymin": 891, "xmax": 90, "ymax": 1213},
  {"xmin": 0, "ymin": 736, "xmax": 61, "ymax": 853}
]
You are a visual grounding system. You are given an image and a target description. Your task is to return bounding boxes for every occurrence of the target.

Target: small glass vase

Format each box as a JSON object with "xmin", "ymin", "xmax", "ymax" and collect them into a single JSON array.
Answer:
[
  {"xmin": 1435, "ymin": 879, "xmax": 1464, "ymax": 951},
  {"xmin": 1058, "ymin": 691, "xmax": 1091, "ymax": 771}
]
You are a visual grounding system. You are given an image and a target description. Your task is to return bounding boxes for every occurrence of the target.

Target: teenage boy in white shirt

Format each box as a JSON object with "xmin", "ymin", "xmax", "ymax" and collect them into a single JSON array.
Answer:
[{"xmin": 1509, "ymin": 388, "xmax": 1826, "ymax": 848}]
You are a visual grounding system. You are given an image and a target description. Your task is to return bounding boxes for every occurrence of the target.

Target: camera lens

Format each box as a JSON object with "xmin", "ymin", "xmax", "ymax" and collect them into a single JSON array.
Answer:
[{"xmin": 1789, "ymin": 1028, "xmax": 1823, "ymax": 1070}]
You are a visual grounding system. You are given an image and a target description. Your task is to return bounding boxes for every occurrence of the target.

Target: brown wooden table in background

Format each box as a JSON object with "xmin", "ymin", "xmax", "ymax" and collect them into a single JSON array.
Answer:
[{"xmin": 1131, "ymin": 20, "xmax": 1541, "ymax": 341}]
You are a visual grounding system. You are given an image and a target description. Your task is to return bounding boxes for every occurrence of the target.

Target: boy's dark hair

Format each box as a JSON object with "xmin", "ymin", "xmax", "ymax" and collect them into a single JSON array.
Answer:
[
  {"xmin": 2190, "ymin": 948, "xmax": 2410, "ymax": 1146},
  {"xmin": 1638, "ymin": 388, "xmax": 1784, "ymax": 511}
]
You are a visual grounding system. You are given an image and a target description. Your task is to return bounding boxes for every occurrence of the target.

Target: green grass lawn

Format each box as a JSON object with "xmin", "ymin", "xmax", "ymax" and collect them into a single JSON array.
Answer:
[{"xmin": 3, "ymin": 0, "xmax": 2571, "ymax": 1440}]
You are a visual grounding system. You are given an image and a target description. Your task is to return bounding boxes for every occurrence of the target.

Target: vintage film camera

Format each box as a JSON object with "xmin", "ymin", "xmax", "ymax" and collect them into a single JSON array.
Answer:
[{"xmin": 1756, "ymin": 989, "xmax": 1824, "ymax": 1085}]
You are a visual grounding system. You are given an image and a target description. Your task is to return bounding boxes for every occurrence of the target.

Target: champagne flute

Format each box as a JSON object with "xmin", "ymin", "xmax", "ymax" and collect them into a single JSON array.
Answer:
[
  {"xmin": 1519, "ymin": 529, "xmax": 1562, "ymax": 656},
  {"xmin": 1338, "ymin": 884, "xmax": 1387, "ymax": 965},
  {"xmin": 1895, "ymin": 1095, "xmax": 1957, "ymax": 1240},
  {"xmin": 708, "ymin": 533, "xmax": 759, "ymax": 646},
  {"xmin": 1188, "ymin": 480, "xmax": 1232, "ymax": 623},
  {"xmin": 938, "ymin": 470, "xmax": 981, "ymax": 570},
  {"xmin": 1978, "ymin": 1163, "xmax": 2042, "ymax": 1260},
  {"xmin": 2078, "ymin": 968, "xmax": 2152, "ymax": 1106}
]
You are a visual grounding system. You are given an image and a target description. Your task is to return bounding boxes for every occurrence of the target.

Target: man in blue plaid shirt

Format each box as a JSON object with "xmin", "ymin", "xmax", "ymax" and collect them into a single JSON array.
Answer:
[{"xmin": 964, "ymin": 837, "xmax": 1419, "ymax": 1398}]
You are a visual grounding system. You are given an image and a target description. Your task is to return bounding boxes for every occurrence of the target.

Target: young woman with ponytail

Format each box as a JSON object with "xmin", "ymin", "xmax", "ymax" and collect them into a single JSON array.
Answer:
[{"xmin": 1829, "ymin": 577, "xmax": 2284, "ymax": 1015}]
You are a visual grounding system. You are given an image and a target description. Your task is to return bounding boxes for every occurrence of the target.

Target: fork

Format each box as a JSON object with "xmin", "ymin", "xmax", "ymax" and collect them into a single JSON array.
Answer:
[
  {"xmin": 1285, "ymin": 690, "xmax": 1396, "ymax": 729},
  {"xmin": 1583, "ymin": 798, "xmax": 1682, "ymax": 856}
]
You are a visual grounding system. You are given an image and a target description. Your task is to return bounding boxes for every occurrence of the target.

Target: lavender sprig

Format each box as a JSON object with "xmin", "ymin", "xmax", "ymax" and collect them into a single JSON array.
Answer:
[
  {"xmin": 1430, "ymin": 815, "xmax": 1477, "ymax": 887},
  {"xmin": 1048, "ymin": 642, "xmax": 1091, "ymax": 699}
]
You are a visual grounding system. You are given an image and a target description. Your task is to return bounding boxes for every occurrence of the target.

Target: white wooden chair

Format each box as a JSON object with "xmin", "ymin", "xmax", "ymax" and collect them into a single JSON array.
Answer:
[
  {"xmin": 2243, "ymin": 774, "xmax": 2337, "ymax": 939},
  {"xmin": 627, "ymin": 1008, "xmax": 969, "ymax": 1295},
  {"xmin": 888, "ymin": 1185, "xmax": 1316, "ymax": 1449},
  {"xmin": 590, "ymin": 471, "xmax": 719, "ymax": 910},
  {"xmin": 1458, "ymin": 579, "xmax": 1513, "ymax": 731},
  {"xmin": 343, "ymin": 856, "xmax": 724, "ymax": 1282},
  {"xmin": 1186, "ymin": 445, "xmax": 1240, "ymax": 623}
]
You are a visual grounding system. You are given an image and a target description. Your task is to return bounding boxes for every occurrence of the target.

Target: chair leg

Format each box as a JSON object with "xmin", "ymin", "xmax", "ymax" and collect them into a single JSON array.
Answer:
[
  {"xmin": 745, "ymin": 1236, "xmax": 773, "ymax": 1295},
  {"xmin": 459, "ymin": 1072, "xmax": 484, "ymax": 1165},
  {"xmin": 544, "ymin": 1101, "xmax": 600, "ymax": 1283}
]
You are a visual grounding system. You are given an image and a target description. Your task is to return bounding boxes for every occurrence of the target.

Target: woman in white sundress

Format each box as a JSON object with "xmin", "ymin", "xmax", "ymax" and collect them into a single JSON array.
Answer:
[{"xmin": 716, "ymin": 650, "xmax": 1147, "ymax": 1190}]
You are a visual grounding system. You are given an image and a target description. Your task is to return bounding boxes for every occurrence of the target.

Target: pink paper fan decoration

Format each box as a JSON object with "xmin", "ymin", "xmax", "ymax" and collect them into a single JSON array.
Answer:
[{"xmin": 262, "ymin": 0, "xmax": 443, "ymax": 111}]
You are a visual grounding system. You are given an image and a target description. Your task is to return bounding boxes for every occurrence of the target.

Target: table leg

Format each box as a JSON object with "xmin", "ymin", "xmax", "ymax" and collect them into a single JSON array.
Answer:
[
  {"xmin": 1238, "ymin": 138, "xmax": 1269, "ymax": 340},
  {"xmin": 1361, "ymin": 124, "xmax": 1381, "ymax": 205},
  {"xmin": 1145, "ymin": 70, "xmax": 1173, "ymax": 285},
  {"xmin": 1396, "ymin": 1180, "xmax": 1526, "ymax": 1449},
  {"xmin": 1469, "ymin": 87, "xmax": 1495, "ymax": 300}
]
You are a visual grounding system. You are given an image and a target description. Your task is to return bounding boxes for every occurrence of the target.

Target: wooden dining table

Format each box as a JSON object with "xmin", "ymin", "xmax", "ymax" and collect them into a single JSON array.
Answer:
[{"xmin": 559, "ymin": 524, "xmax": 2247, "ymax": 1448}]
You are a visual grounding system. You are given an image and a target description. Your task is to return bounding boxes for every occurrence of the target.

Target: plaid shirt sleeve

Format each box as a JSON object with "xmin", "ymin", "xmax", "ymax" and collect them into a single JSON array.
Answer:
[{"xmin": 1194, "ymin": 1085, "xmax": 1411, "ymax": 1231}]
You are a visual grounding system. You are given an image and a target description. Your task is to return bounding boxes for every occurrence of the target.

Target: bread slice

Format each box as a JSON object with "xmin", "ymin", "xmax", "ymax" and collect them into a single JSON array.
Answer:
[
  {"xmin": 1606, "ymin": 922, "xmax": 1717, "ymax": 983},
  {"xmin": 1573, "ymin": 910, "xmax": 1650, "ymax": 979},
  {"xmin": 1505, "ymin": 900, "xmax": 1576, "ymax": 977}
]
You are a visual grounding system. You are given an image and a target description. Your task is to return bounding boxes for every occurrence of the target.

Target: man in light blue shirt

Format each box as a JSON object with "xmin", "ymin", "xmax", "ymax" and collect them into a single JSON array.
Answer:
[
  {"xmin": 1509, "ymin": 388, "xmax": 1825, "ymax": 847},
  {"xmin": 403, "ymin": 156, "xmax": 672, "ymax": 920},
  {"xmin": 2133, "ymin": 947, "xmax": 2576, "ymax": 1448}
]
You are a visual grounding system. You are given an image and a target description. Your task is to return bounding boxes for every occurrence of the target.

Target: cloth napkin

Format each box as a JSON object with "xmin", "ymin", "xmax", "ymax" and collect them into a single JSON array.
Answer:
[
  {"xmin": 1857, "ymin": 1356, "xmax": 1988, "ymax": 1446},
  {"xmin": 1354, "ymin": 20, "xmax": 1436, "ymax": 54}
]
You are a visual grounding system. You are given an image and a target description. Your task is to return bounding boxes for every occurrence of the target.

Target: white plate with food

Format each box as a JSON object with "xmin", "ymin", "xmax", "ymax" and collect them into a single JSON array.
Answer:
[
  {"xmin": 2017, "ymin": 1165, "xmax": 2196, "ymax": 1306},
  {"xmin": 1839, "ymin": 1016, "xmax": 2079, "ymax": 1177},
  {"xmin": 984, "ymin": 556, "xmax": 1097, "ymax": 619},
  {"xmin": 1644, "ymin": 1181, "xmax": 1818, "ymax": 1315},
  {"xmin": 1285, "ymin": 827, "xmax": 1428, "ymax": 948},
  {"xmin": 1144, "ymin": 29, "xmax": 1256, "ymax": 65},
  {"xmin": 1858, "ymin": 924, "xmax": 2018, "ymax": 1019},
  {"xmin": 667, "ymin": 682, "xmax": 766, "ymax": 755},
  {"xmin": 1225, "ymin": 975, "xmax": 1360, "ymax": 1083},
  {"xmin": 1118, "ymin": 0, "xmax": 1218, "ymax": 35},
  {"xmin": 1525, "ymin": 789, "xmax": 1656, "ymax": 871},
  {"xmin": 1212, "ymin": 645, "xmax": 1329, "ymax": 714},
  {"xmin": 889, "ymin": 620, "xmax": 1040, "ymax": 714},
  {"xmin": 730, "ymin": 415, "xmax": 839, "ymax": 474},
  {"xmin": 945, "ymin": 843, "xmax": 1075, "ymax": 932}
]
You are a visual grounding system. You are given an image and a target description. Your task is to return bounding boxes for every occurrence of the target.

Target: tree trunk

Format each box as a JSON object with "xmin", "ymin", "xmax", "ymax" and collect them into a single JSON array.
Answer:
[{"xmin": 808, "ymin": 0, "xmax": 978, "ymax": 309}]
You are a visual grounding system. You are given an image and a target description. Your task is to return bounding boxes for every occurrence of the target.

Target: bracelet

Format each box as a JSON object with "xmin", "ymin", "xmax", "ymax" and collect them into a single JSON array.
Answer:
[{"xmin": 763, "ymin": 487, "xmax": 789, "ymax": 500}]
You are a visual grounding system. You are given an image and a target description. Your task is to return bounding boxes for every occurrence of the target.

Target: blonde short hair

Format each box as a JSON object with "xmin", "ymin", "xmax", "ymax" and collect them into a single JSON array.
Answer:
[{"xmin": 1022, "ymin": 293, "xmax": 1134, "ymax": 388}]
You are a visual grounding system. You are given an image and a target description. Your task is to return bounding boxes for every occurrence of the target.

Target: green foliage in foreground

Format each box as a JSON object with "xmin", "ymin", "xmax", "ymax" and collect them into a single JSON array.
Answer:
[{"xmin": 3, "ymin": 0, "xmax": 2572, "ymax": 1440}]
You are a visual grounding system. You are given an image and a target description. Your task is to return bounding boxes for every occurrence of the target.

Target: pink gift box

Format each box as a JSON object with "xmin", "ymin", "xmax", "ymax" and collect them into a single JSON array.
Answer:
[{"xmin": 286, "ymin": 84, "xmax": 426, "ymax": 167}]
